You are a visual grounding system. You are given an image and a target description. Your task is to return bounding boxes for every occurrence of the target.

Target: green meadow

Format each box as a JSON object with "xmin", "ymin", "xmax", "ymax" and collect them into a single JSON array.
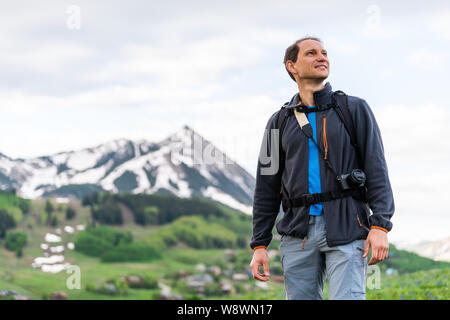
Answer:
[{"xmin": 0, "ymin": 191, "xmax": 448, "ymax": 300}]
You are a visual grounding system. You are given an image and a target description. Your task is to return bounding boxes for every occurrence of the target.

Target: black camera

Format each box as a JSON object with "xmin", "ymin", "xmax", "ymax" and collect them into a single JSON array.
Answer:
[{"xmin": 337, "ymin": 169, "xmax": 366, "ymax": 191}]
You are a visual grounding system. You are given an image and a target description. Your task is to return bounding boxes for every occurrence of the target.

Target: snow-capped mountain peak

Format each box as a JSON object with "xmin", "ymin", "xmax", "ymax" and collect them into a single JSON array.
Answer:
[{"xmin": 0, "ymin": 126, "xmax": 255, "ymax": 214}]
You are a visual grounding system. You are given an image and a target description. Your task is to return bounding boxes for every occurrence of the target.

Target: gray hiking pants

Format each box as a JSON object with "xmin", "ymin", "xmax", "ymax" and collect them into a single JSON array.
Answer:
[{"xmin": 280, "ymin": 213, "xmax": 368, "ymax": 300}]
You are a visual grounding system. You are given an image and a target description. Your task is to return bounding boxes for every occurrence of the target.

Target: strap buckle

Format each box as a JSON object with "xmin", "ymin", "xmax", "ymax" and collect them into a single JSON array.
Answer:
[{"xmin": 303, "ymin": 193, "xmax": 319, "ymax": 206}]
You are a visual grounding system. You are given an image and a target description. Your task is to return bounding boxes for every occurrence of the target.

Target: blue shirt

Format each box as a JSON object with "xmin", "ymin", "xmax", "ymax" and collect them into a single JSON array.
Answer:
[{"xmin": 306, "ymin": 105, "xmax": 323, "ymax": 215}]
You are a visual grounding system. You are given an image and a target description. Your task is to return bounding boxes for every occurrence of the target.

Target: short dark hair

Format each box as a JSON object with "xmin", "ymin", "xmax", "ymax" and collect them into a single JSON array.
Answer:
[{"xmin": 283, "ymin": 36, "xmax": 323, "ymax": 82}]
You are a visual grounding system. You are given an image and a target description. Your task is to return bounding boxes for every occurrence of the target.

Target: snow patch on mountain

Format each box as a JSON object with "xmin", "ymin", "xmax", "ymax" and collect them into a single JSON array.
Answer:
[
  {"xmin": 71, "ymin": 166, "xmax": 107, "ymax": 185},
  {"xmin": 0, "ymin": 126, "xmax": 255, "ymax": 214},
  {"xmin": 203, "ymin": 186, "xmax": 252, "ymax": 215}
]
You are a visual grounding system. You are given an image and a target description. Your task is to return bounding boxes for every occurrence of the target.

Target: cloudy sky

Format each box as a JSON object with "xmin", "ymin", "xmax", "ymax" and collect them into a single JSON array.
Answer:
[{"xmin": 1, "ymin": 0, "xmax": 449, "ymax": 244}]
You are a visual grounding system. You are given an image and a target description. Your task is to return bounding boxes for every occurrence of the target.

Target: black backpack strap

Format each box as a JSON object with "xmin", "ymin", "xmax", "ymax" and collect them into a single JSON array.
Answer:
[
  {"xmin": 277, "ymin": 102, "xmax": 290, "ymax": 131},
  {"xmin": 277, "ymin": 103, "xmax": 290, "ymax": 168},
  {"xmin": 276, "ymin": 103, "xmax": 291, "ymax": 199},
  {"xmin": 332, "ymin": 91, "xmax": 364, "ymax": 168},
  {"xmin": 282, "ymin": 187, "xmax": 367, "ymax": 208}
]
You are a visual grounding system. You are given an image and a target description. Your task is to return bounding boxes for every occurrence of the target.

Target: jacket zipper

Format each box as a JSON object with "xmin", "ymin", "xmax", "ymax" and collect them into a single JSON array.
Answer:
[
  {"xmin": 302, "ymin": 114, "xmax": 310, "ymax": 250},
  {"xmin": 323, "ymin": 117, "xmax": 328, "ymax": 160},
  {"xmin": 356, "ymin": 214, "xmax": 371, "ymax": 232}
]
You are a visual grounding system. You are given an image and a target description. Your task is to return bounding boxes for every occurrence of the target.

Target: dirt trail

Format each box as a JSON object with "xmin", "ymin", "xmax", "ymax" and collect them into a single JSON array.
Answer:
[{"xmin": 117, "ymin": 203, "xmax": 135, "ymax": 224}]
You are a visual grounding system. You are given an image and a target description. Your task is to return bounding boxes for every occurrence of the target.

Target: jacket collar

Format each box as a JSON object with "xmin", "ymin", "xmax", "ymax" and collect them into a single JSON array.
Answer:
[{"xmin": 286, "ymin": 81, "xmax": 333, "ymax": 108}]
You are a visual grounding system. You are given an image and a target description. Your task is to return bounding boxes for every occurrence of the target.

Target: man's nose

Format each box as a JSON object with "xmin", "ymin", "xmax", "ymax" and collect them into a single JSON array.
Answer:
[
  {"xmin": 316, "ymin": 56, "xmax": 328, "ymax": 65},
  {"xmin": 317, "ymin": 53, "xmax": 328, "ymax": 61}
]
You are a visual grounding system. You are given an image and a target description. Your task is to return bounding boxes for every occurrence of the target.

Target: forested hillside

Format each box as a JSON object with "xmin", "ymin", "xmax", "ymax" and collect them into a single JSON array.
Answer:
[{"xmin": 0, "ymin": 191, "xmax": 448, "ymax": 300}]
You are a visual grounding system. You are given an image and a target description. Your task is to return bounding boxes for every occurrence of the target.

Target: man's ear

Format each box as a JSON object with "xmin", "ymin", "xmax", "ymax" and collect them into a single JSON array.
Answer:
[{"xmin": 286, "ymin": 61, "xmax": 296, "ymax": 76}]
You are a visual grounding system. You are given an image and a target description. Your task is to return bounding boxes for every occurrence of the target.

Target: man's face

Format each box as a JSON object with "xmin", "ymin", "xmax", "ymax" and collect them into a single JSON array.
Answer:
[{"xmin": 287, "ymin": 39, "xmax": 330, "ymax": 82}]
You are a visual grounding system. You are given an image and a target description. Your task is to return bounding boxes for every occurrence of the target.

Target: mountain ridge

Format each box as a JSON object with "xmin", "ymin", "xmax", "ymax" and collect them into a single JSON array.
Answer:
[
  {"xmin": 395, "ymin": 237, "xmax": 450, "ymax": 262},
  {"xmin": 0, "ymin": 126, "xmax": 255, "ymax": 214}
]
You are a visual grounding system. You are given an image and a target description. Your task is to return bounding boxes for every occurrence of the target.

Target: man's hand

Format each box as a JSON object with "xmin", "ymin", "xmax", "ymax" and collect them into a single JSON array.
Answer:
[
  {"xmin": 363, "ymin": 228, "xmax": 389, "ymax": 265},
  {"xmin": 250, "ymin": 248, "xmax": 270, "ymax": 281}
]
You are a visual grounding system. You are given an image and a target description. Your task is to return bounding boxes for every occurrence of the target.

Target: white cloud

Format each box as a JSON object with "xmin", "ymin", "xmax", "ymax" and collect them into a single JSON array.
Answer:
[
  {"xmin": 372, "ymin": 103, "xmax": 450, "ymax": 243},
  {"xmin": 324, "ymin": 37, "xmax": 360, "ymax": 55},
  {"xmin": 186, "ymin": 94, "xmax": 281, "ymax": 171},
  {"xmin": 85, "ymin": 27, "xmax": 294, "ymax": 86},
  {"xmin": 361, "ymin": 4, "xmax": 403, "ymax": 39},
  {"xmin": 376, "ymin": 104, "xmax": 450, "ymax": 164},
  {"xmin": 407, "ymin": 48, "xmax": 445, "ymax": 71},
  {"xmin": 8, "ymin": 43, "xmax": 94, "ymax": 74},
  {"xmin": 0, "ymin": 84, "xmax": 220, "ymax": 114},
  {"xmin": 0, "ymin": 2, "xmax": 96, "ymax": 74},
  {"xmin": 430, "ymin": 11, "xmax": 450, "ymax": 40}
]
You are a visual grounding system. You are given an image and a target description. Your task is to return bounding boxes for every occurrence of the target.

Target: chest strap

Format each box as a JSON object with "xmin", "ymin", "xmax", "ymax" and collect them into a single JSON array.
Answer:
[{"xmin": 282, "ymin": 188, "xmax": 367, "ymax": 208}]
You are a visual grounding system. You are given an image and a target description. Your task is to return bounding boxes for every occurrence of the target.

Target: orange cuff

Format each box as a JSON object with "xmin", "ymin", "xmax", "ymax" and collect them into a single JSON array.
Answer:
[
  {"xmin": 371, "ymin": 226, "xmax": 389, "ymax": 233},
  {"xmin": 253, "ymin": 246, "xmax": 267, "ymax": 251}
]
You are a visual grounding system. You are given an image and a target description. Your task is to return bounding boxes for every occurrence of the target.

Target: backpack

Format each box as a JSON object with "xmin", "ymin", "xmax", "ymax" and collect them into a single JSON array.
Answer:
[{"xmin": 276, "ymin": 90, "xmax": 363, "ymax": 174}]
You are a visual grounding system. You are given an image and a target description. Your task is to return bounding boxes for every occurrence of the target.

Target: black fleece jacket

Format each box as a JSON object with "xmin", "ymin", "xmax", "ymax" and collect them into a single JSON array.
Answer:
[{"xmin": 250, "ymin": 82, "xmax": 395, "ymax": 249}]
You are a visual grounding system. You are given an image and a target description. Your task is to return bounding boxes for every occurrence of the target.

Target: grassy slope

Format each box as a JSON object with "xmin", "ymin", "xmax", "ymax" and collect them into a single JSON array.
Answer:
[
  {"xmin": 0, "ymin": 197, "xmax": 240, "ymax": 299},
  {"xmin": 0, "ymin": 195, "xmax": 449, "ymax": 300},
  {"xmin": 366, "ymin": 268, "xmax": 450, "ymax": 300}
]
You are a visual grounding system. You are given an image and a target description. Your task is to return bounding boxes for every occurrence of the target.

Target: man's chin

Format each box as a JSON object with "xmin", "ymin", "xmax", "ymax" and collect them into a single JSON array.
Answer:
[
  {"xmin": 314, "ymin": 72, "xmax": 329, "ymax": 81},
  {"xmin": 304, "ymin": 75, "xmax": 328, "ymax": 82}
]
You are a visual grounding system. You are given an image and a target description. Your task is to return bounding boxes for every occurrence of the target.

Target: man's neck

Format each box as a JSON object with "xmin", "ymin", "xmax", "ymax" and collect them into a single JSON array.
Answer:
[{"xmin": 297, "ymin": 79, "xmax": 325, "ymax": 106}]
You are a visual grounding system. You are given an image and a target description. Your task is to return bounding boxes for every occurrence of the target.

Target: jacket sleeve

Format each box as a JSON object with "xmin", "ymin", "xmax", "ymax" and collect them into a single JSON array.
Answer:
[
  {"xmin": 352, "ymin": 97, "xmax": 395, "ymax": 232},
  {"xmin": 249, "ymin": 111, "xmax": 283, "ymax": 249}
]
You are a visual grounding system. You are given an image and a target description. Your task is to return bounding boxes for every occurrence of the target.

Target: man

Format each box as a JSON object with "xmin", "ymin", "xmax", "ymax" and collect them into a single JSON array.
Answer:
[{"xmin": 249, "ymin": 37, "xmax": 395, "ymax": 300}]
